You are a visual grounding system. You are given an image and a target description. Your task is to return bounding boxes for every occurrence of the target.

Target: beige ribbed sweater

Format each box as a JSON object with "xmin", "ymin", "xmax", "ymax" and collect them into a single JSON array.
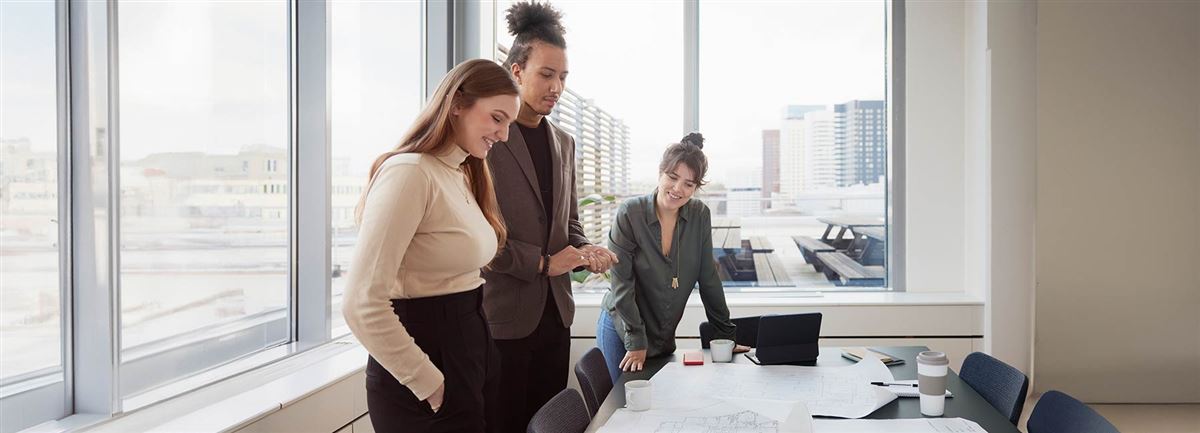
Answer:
[{"xmin": 342, "ymin": 146, "xmax": 497, "ymax": 400}]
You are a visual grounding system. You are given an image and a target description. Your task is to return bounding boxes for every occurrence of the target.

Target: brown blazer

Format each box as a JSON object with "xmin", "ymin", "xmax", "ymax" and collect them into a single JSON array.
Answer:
[{"xmin": 483, "ymin": 119, "xmax": 590, "ymax": 340}]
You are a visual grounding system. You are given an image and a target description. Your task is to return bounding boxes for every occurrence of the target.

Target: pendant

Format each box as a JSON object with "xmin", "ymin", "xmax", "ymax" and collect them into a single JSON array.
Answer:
[{"xmin": 672, "ymin": 277, "xmax": 679, "ymax": 289}]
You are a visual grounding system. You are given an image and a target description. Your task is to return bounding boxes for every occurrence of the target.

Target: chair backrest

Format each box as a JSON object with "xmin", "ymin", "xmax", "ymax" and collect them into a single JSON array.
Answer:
[
  {"xmin": 574, "ymin": 347, "xmax": 613, "ymax": 417},
  {"xmin": 958, "ymin": 352, "xmax": 1030, "ymax": 425},
  {"xmin": 526, "ymin": 389, "xmax": 591, "ymax": 433},
  {"xmin": 699, "ymin": 316, "xmax": 761, "ymax": 349},
  {"xmin": 1027, "ymin": 390, "xmax": 1121, "ymax": 433}
]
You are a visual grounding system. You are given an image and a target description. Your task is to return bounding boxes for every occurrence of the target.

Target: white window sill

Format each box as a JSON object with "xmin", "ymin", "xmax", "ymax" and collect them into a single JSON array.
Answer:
[
  {"xmin": 573, "ymin": 290, "xmax": 984, "ymax": 308},
  {"xmin": 30, "ymin": 292, "xmax": 983, "ymax": 433},
  {"xmin": 30, "ymin": 340, "xmax": 367, "ymax": 433}
]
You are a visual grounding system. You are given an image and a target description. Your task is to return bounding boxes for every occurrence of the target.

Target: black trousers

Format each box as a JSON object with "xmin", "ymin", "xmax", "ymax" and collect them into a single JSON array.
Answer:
[
  {"xmin": 490, "ymin": 293, "xmax": 571, "ymax": 433},
  {"xmin": 365, "ymin": 288, "xmax": 500, "ymax": 433}
]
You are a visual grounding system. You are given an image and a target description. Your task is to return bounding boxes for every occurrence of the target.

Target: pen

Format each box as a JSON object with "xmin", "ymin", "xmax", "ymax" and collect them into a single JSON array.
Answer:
[{"xmin": 871, "ymin": 382, "xmax": 918, "ymax": 387}]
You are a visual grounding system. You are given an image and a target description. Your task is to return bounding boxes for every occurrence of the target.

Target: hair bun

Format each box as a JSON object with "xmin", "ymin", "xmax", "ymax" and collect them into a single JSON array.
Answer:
[
  {"xmin": 681, "ymin": 132, "xmax": 705, "ymax": 149},
  {"xmin": 506, "ymin": 2, "xmax": 565, "ymax": 38}
]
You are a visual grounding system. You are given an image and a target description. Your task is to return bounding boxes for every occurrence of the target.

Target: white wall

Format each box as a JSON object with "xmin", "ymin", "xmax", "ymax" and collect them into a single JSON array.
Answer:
[
  {"xmin": 905, "ymin": 0, "xmax": 1036, "ymax": 379},
  {"xmin": 982, "ymin": 0, "xmax": 1038, "ymax": 378},
  {"xmin": 963, "ymin": 0, "xmax": 990, "ymax": 303},
  {"xmin": 1034, "ymin": 0, "xmax": 1200, "ymax": 402},
  {"xmin": 905, "ymin": 0, "xmax": 968, "ymax": 293}
]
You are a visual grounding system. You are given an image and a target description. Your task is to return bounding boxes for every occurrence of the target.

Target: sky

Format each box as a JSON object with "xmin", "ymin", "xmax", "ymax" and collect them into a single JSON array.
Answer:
[
  {"xmin": 1, "ymin": 0, "xmax": 58, "ymax": 154},
  {"xmin": 2, "ymin": 0, "xmax": 884, "ymax": 187},
  {"xmin": 499, "ymin": 0, "xmax": 886, "ymax": 186}
]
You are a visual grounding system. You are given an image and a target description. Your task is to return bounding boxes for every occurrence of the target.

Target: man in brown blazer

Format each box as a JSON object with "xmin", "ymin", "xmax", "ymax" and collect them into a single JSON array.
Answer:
[{"xmin": 483, "ymin": 3, "xmax": 617, "ymax": 432}]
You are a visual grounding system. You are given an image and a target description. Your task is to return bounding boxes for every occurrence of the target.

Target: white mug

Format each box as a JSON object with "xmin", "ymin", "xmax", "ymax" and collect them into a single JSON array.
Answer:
[
  {"xmin": 710, "ymin": 339, "xmax": 735, "ymax": 363},
  {"xmin": 625, "ymin": 379, "xmax": 652, "ymax": 411}
]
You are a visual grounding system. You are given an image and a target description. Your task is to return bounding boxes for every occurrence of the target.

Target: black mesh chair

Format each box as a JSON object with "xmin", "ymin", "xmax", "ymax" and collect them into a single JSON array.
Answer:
[
  {"xmin": 958, "ymin": 352, "xmax": 1030, "ymax": 425},
  {"xmin": 526, "ymin": 389, "xmax": 591, "ymax": 433},
  {"xmin": 574, "ymin": 347, "xmax": 613, "ymax": 417},
  {"xmin": 1028, "ymin": 390, "xmax": 1121, "ymax": 433},
  {"xmin": 699, "ymin": 316, "xmax": 761, "ymax": 349}
]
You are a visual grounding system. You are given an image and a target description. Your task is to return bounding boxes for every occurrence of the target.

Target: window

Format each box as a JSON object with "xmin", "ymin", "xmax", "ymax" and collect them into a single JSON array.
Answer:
[
  {"xmin": 699, "ymin": 1, "xmax": 888, "ymax": 291},
  {"xmin": 116, "ymin": 0, "xmax": 290, "ymax": 399},
  {"xmin": 0, "ymin": 1, "xmax": 899, "ymax": 429},
  {"xmin": 492, "ymin": 0, "xmax": 888, "ymax": 293},
  {"xmin": 495, "ymin": 0, "xmax": 685, "ymax": 293},
  {"xmin": 329, "ymin": 0, "xmax": 423, "ymax": 334},
  {"xmin": 0, "ymin": 0, "xmax": 65, "ymax": 399}
]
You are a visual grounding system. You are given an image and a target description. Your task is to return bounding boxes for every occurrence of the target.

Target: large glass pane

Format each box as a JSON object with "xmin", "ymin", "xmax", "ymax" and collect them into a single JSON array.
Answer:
[
  {"xmin": 117, "ymin": 0, "xmax": 290, "ymax": 397},
  {"xmin": 0, "ymin": 0, "xmax": 63, "ymax": 386},
  {"xmin": 329, "ymin": 0, "xmax": 423, "ymax": 334},
  {"xmin": 699, "ymin": 1, "xmax": 887, "ymax": 291},
  {"xmin": 496, "ymin": 0, "xmax": 684, "ymax": 293}
]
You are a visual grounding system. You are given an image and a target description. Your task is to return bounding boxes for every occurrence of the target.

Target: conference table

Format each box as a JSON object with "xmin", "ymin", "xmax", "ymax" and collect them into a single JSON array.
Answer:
[{"xmin": 584, "ymin": 346, "xmax": 1021, "ymax": 433}]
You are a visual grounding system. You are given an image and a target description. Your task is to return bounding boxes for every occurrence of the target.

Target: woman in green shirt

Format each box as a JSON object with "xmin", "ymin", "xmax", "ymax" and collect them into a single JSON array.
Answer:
[{"xmin": 596, "ymin": 133, "xmax": 750, "ymax": 382}]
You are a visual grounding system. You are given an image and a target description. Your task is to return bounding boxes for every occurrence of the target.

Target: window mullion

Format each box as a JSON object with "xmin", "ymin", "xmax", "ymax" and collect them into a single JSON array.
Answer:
[
  {"xmin": 58, "ymin": 0, "xmax": 75, "ymax": 417},
  {"xmin": 69, "ymin": 0, "xmax": 122, "ymax": 416},
  {"xmin": 294, "ymin": 0, "xmax": 333, "ymax": 346},
  {"xmin": 886, "ymin": 0, "xmax": 906, "ymax": 291},
  {"xmin": 684, "ymin": 0, "xmax": 699, "ymax": 135},
  {"xmin": 424, "ymin": 0, "xmax": 453, "ymax": 99}
]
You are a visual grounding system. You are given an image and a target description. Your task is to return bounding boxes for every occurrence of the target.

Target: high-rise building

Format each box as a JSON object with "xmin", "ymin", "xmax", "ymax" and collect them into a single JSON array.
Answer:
[
  {"xmin": 761, "ymin": 129, "xmax": 780, "ymax": 209},
  {"xmin": 778, "ymin": 105, "xmax": 824, "ymax": 201},
  {"xmin": 834, "ymin": 100, "xmax": 886, "ymax": 186},
  {"xmin": 803, "ymin": 110, "xmax": 838, "ymax": 191},
  {"xmin": 547, "ymin": 88, "xmax": 632, "ymax": 243}
]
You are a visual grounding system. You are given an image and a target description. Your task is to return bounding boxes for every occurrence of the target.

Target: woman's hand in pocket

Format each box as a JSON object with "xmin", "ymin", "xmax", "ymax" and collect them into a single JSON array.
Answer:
[{"xmin": 425, "ymin": 383, "xmax": 445, "ymax": 413}]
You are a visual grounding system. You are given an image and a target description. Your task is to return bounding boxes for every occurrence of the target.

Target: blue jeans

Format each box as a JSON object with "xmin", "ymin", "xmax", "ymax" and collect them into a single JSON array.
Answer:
[{"xmin": 595, "ymin": 311, "xmax": 626, "ymax": 384}]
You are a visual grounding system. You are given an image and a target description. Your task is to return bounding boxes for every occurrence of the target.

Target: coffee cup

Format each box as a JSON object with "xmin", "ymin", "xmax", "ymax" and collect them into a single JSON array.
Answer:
[
  {"xmin": 625, "ymin": 379, "xmax": 652, "ymax": 411},
  {"xmin": 710, "ymin": 339, "xmax": 735, "ymax": 363},
  {"xmin": 917, "ymin": 351, "xmax": 950, "ymax": 416}
]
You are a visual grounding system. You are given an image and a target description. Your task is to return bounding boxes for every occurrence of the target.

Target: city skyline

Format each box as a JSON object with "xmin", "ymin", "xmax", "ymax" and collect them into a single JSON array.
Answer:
[{"xmin": 4, "ymin": 0, "xmax": 884, "ymax": 189}]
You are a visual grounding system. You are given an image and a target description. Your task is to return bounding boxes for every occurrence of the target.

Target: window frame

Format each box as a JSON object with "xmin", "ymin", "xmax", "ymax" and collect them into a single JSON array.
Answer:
[
  {"xmin": 106, "ymin": 0, "xmax": 295, "ymax": 407},
  {"xmin": 489, "ymin": 0, "xmax": 903, "ymax": 295},
  {"xmin": 688, "ymin": 0, "xmax": 904, "ymax": 293},
  {"xmin": 0, "ymin": 0, "xmax": 897, "ymax": 429},
  {"xmin": 0, "ymin": 4, "xmax": 73, "ymax": 429}
]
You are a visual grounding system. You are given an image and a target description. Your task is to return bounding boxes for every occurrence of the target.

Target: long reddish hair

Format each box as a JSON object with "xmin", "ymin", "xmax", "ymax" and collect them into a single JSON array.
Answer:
[{"xmin": 356, "ymin": 59, "xmax": 515, "ymax": 250}]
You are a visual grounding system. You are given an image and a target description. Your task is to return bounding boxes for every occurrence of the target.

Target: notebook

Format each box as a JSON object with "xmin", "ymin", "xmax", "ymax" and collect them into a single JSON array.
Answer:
[{"xmin": 841, "ymin": 347, "xmax": 906, "ymax": 366}]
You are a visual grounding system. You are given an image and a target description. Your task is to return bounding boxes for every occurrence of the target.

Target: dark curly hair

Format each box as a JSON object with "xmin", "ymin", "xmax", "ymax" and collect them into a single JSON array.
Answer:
[
  {"xmin": 659, "ymin": 132, "xmax": 708, "ymax": 187},
  {"xmin": 502, "ymin": 1, "xmax": 567, "ymax": 69}
]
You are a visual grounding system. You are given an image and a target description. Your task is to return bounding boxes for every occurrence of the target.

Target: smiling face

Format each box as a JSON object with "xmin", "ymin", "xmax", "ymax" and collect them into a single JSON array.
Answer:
[
  {"xmin": 452, "ymin": 94, "xmax": 520, "ymax": 159},
  {"xmin": 656, "ymin": 162, "xmax": 700, "ymax": 213},
  {"xmin": 511, "ymin": 42, "xmax": 568, "ymax": 116}
]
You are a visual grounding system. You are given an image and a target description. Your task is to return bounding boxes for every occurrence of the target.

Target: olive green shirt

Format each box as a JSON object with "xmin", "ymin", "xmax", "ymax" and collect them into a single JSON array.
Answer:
[{"xmin": 601, "ymin": 191, "xmax": 736, "ymax": 358}]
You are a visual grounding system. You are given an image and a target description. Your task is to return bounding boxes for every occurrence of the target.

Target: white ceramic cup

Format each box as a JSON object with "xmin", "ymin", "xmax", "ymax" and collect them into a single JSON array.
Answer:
[
  {"xmin": 917, "ymin": 351, "xmax": 950, "ymax": 416},
  {"xmin": 710, "ymin": 339, "xmax": 735, "ymax": 363},
  {"xmin": 625, "ymin": 379, "xmax": 652, "ymax": 411}
]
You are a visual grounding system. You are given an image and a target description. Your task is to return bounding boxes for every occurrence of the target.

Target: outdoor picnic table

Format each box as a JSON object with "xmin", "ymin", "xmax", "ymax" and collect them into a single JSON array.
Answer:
[
  {"xmin": 816, "ymin": 216, "xmax": 884, "ymax": 249},
  {"xmin": 854, "ymin": 226, "xmax": 886, "ymax": 241},
  {"xmin": 850, "ymin": 226, "xmax": 887, "ymax": 266},
  {"xmin": 711, "ymin": 217, "xmax": 741, "ymax": 229},
  {"xmin": 710, "ymin": 227, "xmax": 743, "ymax": 250}
]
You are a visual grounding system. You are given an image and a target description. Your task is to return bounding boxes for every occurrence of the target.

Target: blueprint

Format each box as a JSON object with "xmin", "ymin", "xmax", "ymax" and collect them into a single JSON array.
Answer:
[
  {"xmin": 644, "ymin": 356, "xmax": 898, "ymax": 419},
  {"xmin": 597, "ymin": 399, "xmax": 814, "ymax": 433},
  {"xmin": 810, "ymin": 418, "xmax": 987, "ymax": 433}
]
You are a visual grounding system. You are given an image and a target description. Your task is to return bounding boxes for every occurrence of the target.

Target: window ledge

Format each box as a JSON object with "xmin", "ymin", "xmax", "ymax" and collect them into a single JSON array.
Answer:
[
  {"xmin": 573, "ymin": 290, "xmax": 984, "ymax": 307},
  {"xmin": 32, "ymin": 339, "xmax": 366, "ymax": 433}
]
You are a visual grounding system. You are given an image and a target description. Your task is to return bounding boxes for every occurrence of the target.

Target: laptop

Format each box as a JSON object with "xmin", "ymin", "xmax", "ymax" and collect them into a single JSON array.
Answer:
[{"xmin": 744, "ymin": 312, "xmax": 822, "ymax": 365}]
